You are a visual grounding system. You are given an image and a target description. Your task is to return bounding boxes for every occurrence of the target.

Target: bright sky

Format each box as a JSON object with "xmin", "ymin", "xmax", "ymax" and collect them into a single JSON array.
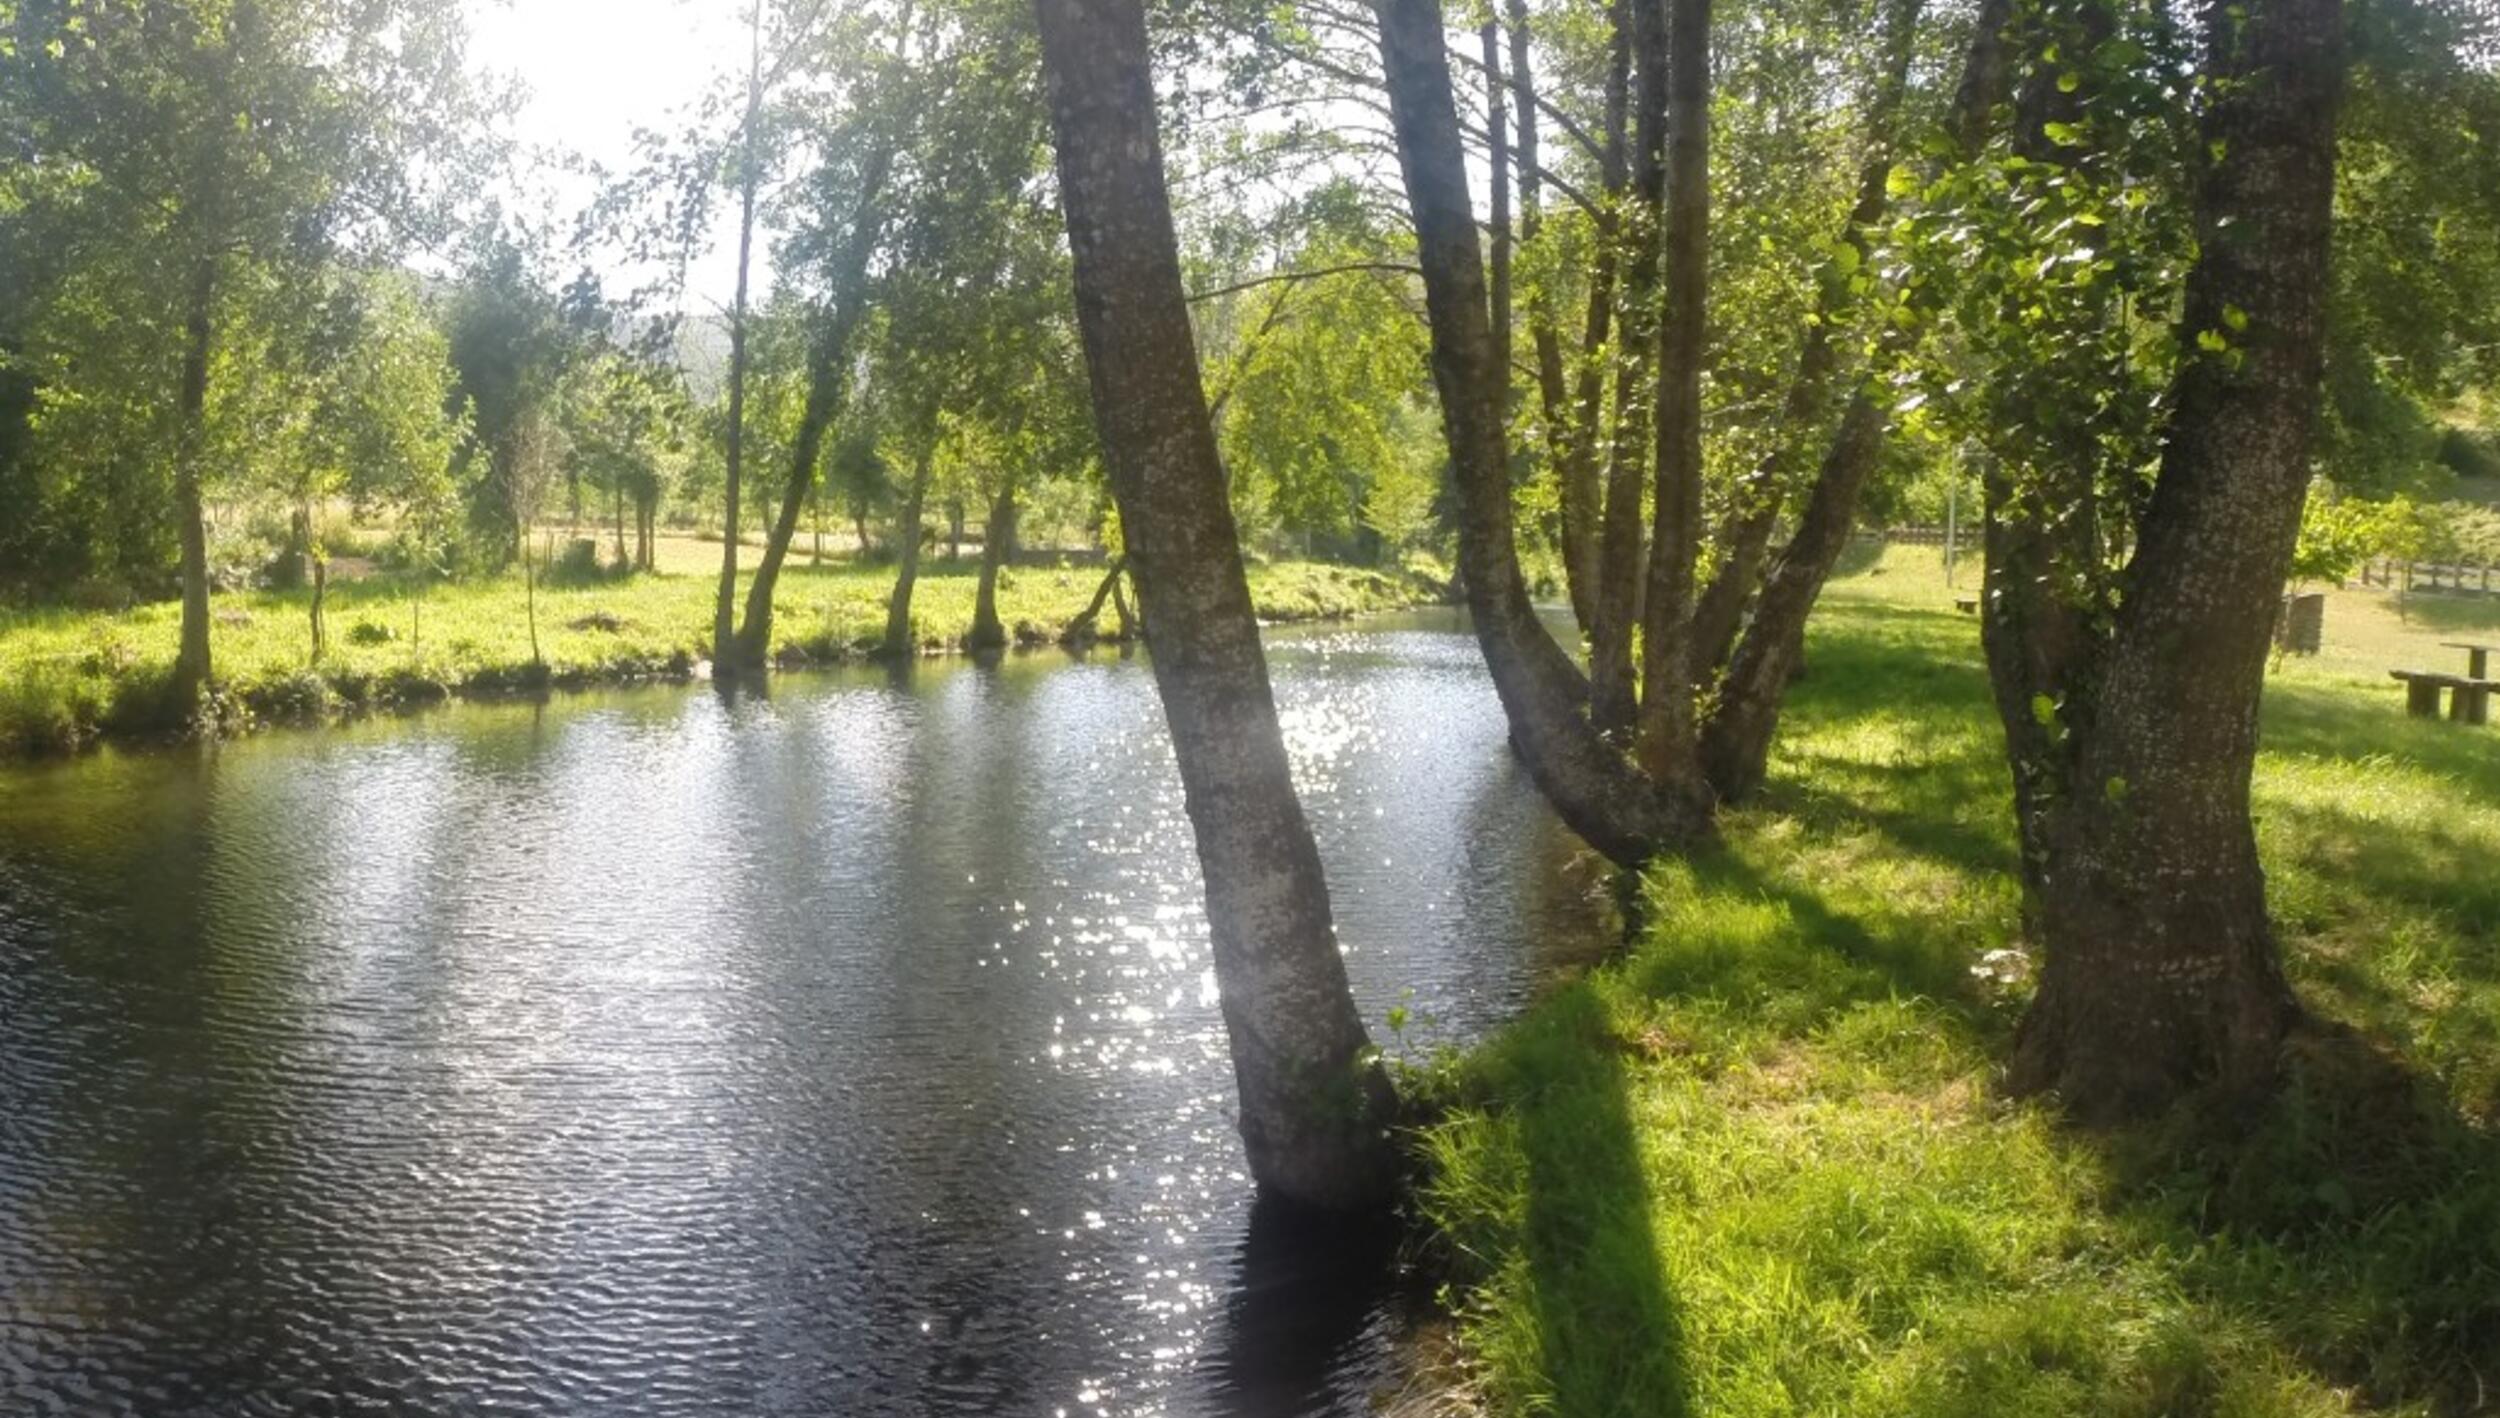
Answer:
[{"xmin": 463, "ymin": 0, "xmax": 751, "ymax": 313}]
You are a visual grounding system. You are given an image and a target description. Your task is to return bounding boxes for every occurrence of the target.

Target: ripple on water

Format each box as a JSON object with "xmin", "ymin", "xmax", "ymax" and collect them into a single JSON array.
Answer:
[{"xmin": 0, "ymin": 611, "xmax": 1598, "ymax": 1416}]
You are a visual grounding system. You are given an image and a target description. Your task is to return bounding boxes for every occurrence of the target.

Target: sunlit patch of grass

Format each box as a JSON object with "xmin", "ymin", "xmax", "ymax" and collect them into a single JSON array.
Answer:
[
  {"xmin": 0, "ymin": 557, "xmax": 1443, "ymax": 756},
  {"xmin": 1412, "ymin": 568, "xmax": 2500, "ymax": 1417}
]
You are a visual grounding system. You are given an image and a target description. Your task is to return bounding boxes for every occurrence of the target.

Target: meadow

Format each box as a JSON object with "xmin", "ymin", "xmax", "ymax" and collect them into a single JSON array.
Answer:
[{"xmin": 1409, "ymin": 545, "xmax": 2500, "ymax": 1417}]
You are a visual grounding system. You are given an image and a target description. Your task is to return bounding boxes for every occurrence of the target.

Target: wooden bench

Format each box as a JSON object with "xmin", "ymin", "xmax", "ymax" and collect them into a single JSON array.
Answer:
[
  {"xmin": 1954, "ymin": 596, "xmax": 1978, "ymax": 615},
  {"xmin": 2390, "ymin": 669, "xmax": 2495, "ymax": 725}
]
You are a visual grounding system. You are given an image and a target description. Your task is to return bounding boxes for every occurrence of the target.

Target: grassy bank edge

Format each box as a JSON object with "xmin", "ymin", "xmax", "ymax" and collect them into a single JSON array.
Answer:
[{"xmin": 0, "ymin": 559, "xmax": 1452, "ymax": 760}]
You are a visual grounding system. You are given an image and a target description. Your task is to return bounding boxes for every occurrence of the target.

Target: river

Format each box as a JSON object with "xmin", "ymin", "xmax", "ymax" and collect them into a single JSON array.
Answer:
[{"xmin": 0, "ymin": 609, "xmax": 1594, "ymax": 1417}]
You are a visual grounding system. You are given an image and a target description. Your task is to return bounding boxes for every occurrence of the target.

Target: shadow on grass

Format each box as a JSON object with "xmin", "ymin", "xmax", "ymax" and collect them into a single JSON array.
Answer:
[
  {"xmin": 2084, "ymin": 1027, "xmax": 2500, "ymax": 1414},
  {"xmin": 1505, "ymin": 985, "xmax": 1694, "ymax": 1418}
]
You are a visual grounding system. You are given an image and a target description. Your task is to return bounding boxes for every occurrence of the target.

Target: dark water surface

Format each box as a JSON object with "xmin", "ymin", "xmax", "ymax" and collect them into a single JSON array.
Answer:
[{"xmin": 0, "ymin": 610, "xmax": 1595, "ymax": 1417}]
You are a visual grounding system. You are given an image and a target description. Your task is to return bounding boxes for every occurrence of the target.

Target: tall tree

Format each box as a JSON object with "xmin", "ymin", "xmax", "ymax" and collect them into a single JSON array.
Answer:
[
  {"xmin": 1987, "ymin": 0, "xmax": 2347, "ymax": 1116},
  {"xmin": 3, "ymin": 0, "xmax": 479, "ymax": 703},
  {"xmin": 1372, "ymin": 0, "xmax": 2014, "ymax": 867},
  {"xmin": 1034, "ymin": 0, "xmax": 1398, "ymax": 1207}
]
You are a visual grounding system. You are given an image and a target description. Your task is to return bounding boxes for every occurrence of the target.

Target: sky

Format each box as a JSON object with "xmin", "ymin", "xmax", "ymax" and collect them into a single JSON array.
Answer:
[{"xmin": 462, "ymin": 0, "xmax": 752, "ymax": 313}]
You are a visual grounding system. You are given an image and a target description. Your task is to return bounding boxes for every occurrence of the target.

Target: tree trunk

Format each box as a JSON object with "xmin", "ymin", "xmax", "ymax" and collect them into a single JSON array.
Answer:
[
  {"xmin": 1550, "ymin": 0, "xmax": 1630, "ymax": 639},
  {"xmin": 1587, "ymin": 0, "xmax": 1668, "ymax": 733},
  {"xmin": 1375, "ymin": 0, "xmax": 1707, "ymax": 869},
  {"xmin": 1479, "ymin": 22, "xmax": 1512, "ymax": 426},
  {"xmin": 1687, "ymin": 0, "xmax": 1930, "ymax": 680},
  {"xmin": 1512, "ymin": 0, "xmax": 1583, "ymax": 632},
  {"xmin": 172, "ymin": 257, "xmax": 217, "ymax": 704},
  {"xmin": 968, "ymin": 484, "xmax": 1017, "ymax": 652},
  {"xmin": 613, "ymin": 481, "xmax": 628, "ymax": 567},
  {"xmin": 713, "ymin": 0, "xmax": 766, "ymax": 668},
  {"xmin": 882, "ymin": 444, "xmax": 934, "ymax": 657},
  {"xmin": 1634, "ymin": 0, "xmax": 1712, "ymax": 789},
  {"xmin": 308, "ymin": 553, "xmax": 327, "ymax": 666},
  {"xmin": 1695, "ymin": 0, "xmax": 2003, "ymax": 802},
  {"xmin": 524, "ymin": 531, "xmax": 543, "ymax": 668},
  {"xmin": 733, "ymin": 145, "xmax": 893, "ymax": 672},
  {"xmin": 1063, "ymin": 553, "xmax": 1130, "ymax": 645},
  {"xmin": 947, "ymin": 498, "xmax": 965, "ymax": 560},
  {"xmin": 2004, "ymin": 0, "xmax": 2342, "ymax": 1118},
  {"xmin": 1035, "ymin": 0, "xmax": 1397, "ymax": 1209}
]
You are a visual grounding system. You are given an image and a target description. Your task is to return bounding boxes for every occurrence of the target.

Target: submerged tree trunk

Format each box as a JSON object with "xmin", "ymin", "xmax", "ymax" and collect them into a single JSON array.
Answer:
[
  {"xmin": 2003, "ymin": 0, "xmax": 2341, "ymax": 1118},
  {"xmin": 1037, "ymin": 0, "xmax": 1397, "ymax": 1209},
  {"xmin": 967, "ymin": 484, "xmax": 1017, "ymax": 651},
  {"xmin": 1376, "ymin": 0, "xmax": 1706, "ymax": 869},
  {"xmin": 881, "ymin": 444, "xmax": 934, "ymax": 657},
  {"xmin": 173, "ymin": 257, "xmax": 217, "ymax": 704}
]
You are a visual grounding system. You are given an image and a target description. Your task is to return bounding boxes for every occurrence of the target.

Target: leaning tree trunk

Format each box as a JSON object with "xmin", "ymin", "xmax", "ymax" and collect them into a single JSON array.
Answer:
[
  {"xmin": 1375, "ymin": 0, "xmax": 1707, "ymax": 869},
  {"xmin": 880, "ymin": 443, "xmax": 934, "ymax": 658},
  {"xmin": 1687, "ymin": 0, "xmax": 1930, "ymax": 678},
  {"xmin": 1695, "ymin": 0, "xmax": 2006, "ymax": 803},
  {"xmin": 713, "ymin": 1, "xmax": 766, "ymax": 669},
  {"xmin": 1035, "ymin": 0, "xmax": 1397, "ymax": 1209},
  {"xmin": 732, "ymin": 152, "xmax": 892, "ymax": 673},
  {"xmin": 2005, "ymin": 0, "xmax": 2342, "ymax": 1119},
  {"xmin": 172, "ymin": 257, "xmax": 217, "ymax": 705},
  {"xmin": 967, "ymin": 484, "xmax": 1017, "ymax": 652}
]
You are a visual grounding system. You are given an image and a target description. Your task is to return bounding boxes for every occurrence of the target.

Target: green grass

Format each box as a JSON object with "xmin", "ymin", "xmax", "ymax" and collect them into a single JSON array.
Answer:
[
  {"xmin": 0, "ymin": 554, "xmax": 1442, "ymax": 756},
  {"xmin": 1412, "ymin": 546, "xmax": 2500, "ymax": 1418}
]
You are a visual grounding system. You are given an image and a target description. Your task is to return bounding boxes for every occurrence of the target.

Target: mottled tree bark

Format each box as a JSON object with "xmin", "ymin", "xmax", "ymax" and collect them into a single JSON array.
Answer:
[
  {"xmin": 967, "ymin": 484, "xmax": 1017, "ymax": 652},
  {"xmin": 1375, "ymin": 0, "xmax": 1707, "ymax": 868},
  {"xmin": 880, "ymin": 443, "xmax": 934, "ymax": 657},
  {"xmin": 172, "ymin": 257, "xmax": 216, "ymax": 704},
  {"xmin": 1036, "ymin": 0, "xmax": 1397, "ymax": 1208},
  {"xmin": 1634, "ymin": 0, "xmax": 1712, "ymax": 788},
  {"xmin": 2004, "ymin": 0, "xmax": 2342, "ymax": 1118}
]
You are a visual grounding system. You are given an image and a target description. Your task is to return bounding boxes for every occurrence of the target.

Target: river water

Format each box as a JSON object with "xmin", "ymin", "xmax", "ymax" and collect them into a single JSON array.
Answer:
[{"xmin": 0, "ymin": 609, "xmax": 1594, "ymax": 1417}]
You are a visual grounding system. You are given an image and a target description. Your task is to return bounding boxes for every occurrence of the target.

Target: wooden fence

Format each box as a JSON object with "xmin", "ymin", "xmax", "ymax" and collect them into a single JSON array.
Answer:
[{"xmin": 1871, "ymin": 529, "xmax": 2499, "ymax": 597}]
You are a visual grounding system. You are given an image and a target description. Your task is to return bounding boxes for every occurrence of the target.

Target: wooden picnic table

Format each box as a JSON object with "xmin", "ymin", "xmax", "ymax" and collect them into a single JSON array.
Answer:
[{"xmin": 2442, "ymin": 641, "xmax": 2500, "ymax": 678}]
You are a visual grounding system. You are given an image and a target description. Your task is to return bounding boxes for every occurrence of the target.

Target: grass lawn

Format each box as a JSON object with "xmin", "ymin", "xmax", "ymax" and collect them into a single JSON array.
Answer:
[
  {"xmin": 1413, "ymin": 544, "xmax": 2500, "ymax": 1417},
  {"xmin": 0, "ymin": 550, "xmax": 1440, "ymax": 756}
]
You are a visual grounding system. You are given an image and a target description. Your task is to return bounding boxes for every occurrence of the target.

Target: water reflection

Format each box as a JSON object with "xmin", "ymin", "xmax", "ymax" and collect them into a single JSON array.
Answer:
[{"xmin": 0, "ymin": 609, "xmax": 1597, "ymax": 1416}]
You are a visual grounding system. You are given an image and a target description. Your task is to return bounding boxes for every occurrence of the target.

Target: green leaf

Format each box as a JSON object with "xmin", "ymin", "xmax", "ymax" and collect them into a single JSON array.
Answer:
[
  {"xmin": 2057, "ymin": 71, "xmax": 2081, "ymax": 93},
  {"xmin": 2197, "ymin": 328, "xmax": 2230, "ymax": 353},
  {"xmin": 2031, "ymin": 693, "xmax": 2058, "ymax": 729},
  {"xmin": 2221, "ymin": 304, "xmax": 2249, "ymax": 332},
  {"xmin": 2042, "ymin": 121, "xmax": 2086, "ymax": 147}
]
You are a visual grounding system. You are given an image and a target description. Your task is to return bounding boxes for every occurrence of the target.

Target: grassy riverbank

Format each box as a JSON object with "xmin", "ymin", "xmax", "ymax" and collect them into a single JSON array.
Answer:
[
  {"xmin": 1413, "ymin": 548, "xmax": 2500, "ymax": 1417},
  {"xmin": 0, "ymin": 556, "xmax": 1443, "ymax": 757}
]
